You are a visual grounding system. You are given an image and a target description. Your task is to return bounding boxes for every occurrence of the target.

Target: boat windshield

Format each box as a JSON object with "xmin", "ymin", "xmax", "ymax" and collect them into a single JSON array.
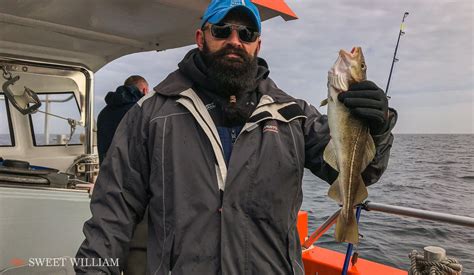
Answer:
[
  {"xmin": 0, "ymin": 94, "xmax": 14, "ymax": 147},
  {"xmin": 29, "ymin": 92, "xmax": 84, "ymax": 146}
]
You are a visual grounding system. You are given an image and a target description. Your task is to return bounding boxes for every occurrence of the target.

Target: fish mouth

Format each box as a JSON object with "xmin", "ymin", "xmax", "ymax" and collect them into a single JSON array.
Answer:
[
  {"xmin": 339, "ymin": 47, "xmax": 361, "ymax": 62},
  {"xmin": 351, "ymin": 47, "xmax": 360, "ymax": 54},
  {"xmin": 329, "ymin": 47, "xmax": 366, "ymax": 91},
  {"xmin": 332, "ymin": 49, "xmax": 352, "ymax": 73}
]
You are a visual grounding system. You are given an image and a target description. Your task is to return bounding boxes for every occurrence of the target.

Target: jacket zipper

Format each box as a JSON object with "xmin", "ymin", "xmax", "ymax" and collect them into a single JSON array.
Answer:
[{"xmin": 231, "ymin": 128, "xmax": 237, "ymax": 144}]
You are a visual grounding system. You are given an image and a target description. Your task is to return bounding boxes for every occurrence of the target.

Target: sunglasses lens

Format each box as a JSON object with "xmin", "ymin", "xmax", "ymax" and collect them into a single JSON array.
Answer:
[
  {"xmin": 210, "ymin": 24, "xmax": 259, "ymax": 42},
  {"xmin": 238, "ymin": 28, "xmax": 258, "ymax": 42},
  {"xmin": 211, "ymin": 24, "xmax": 232, "ymax": 39}
]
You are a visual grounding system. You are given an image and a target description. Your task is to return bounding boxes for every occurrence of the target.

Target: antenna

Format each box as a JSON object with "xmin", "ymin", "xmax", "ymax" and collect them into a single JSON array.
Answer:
[{"xmin": 385, "ymin": 12, "xmax": 409, "ymax": 96}]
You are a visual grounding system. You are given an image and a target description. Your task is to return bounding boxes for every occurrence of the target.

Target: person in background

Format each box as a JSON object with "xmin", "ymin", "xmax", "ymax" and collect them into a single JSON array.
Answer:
[
  {"xmin": 96, "ymin": 75, "xmax": 150, "ymax": 275},
  {"xmin": 97, "ymin": 75, "xmax": 149, "ymax": 163},
  {"xmin": 77, "ymin": 0, "xmax": 397, "ymax": 274}
]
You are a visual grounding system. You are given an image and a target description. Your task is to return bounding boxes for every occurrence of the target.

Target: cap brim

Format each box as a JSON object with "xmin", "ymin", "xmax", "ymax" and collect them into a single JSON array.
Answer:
[{"xmin": 205, "ymin": 6, "xmax": 260, "ymax": 32}]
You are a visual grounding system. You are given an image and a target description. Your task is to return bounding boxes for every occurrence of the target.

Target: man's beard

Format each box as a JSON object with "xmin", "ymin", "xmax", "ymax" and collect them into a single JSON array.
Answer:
[
  {"xmin": 201, "ymin": 41, "xmax": 259, "ymax": 97},
  {"xmin": 201, "ymin": 42, "xmax": 260, "ymax": 126}
]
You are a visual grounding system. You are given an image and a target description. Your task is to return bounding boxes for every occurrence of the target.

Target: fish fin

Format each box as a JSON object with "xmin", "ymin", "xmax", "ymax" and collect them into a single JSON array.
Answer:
[
  {"xmin": 334, "ymin": 209, "xmax": 359, "ymax": 244},
  {"xmin": 328, "ymin": 175, "xmax": 368, "ymax": 206},
  {"xmin": 360, "ymin": 133, "xmax": 376, "ymax": 170},
  {"xmin": 323, "ymin": 139, "xmax": 339, "ymax": 171},
  {"xmin": 328, "ymin": 179, "xmax": 343, "ymax": 204},
  {"xmin": 354, "ymin": 175, "xmax": 369, "ymax": 204},
  {"xmin": 326, "ymin": 139, "xmax": 342, "ymax": 203},
  {"xmin": 320, "ymin": 98, "xmax": 328, "ymax": 107}
]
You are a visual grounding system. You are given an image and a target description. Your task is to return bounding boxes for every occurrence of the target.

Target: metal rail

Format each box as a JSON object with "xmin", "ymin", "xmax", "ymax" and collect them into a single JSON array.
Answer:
[
  {"xmin": 302, "ymin": 209, "xmax": 340, "ymax": 249},
  {"xmin": 302, "ymin": 201, "xmax": 474, "ymax": 249},
  {"xmin": 364, "ymin": 201, "xmax": 474, "ymax": 228}
]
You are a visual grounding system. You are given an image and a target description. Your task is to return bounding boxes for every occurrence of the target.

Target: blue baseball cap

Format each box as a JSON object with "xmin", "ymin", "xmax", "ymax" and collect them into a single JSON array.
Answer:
[{"xmin": 201, "ymin": 0, "xmax": 262, "ymax": 33}]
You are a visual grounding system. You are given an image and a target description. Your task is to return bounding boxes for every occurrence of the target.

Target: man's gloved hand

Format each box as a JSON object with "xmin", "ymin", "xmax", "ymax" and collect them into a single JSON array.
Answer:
[{"xmin": 338, "ymin": 80, "xmax": 389, "ymax": 135}]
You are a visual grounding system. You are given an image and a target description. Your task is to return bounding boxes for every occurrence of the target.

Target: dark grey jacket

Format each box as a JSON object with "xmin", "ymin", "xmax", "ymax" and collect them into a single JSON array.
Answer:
[{"xmin": 76, "ymin": 70, "xmax": 396, "ymax": 274}]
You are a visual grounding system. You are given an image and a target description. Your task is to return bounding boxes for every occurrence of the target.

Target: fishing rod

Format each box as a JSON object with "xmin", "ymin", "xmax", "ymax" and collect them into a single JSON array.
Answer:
[{"xmin": 385, "ymin": 11, "xmax": 409, "ymax": 96}]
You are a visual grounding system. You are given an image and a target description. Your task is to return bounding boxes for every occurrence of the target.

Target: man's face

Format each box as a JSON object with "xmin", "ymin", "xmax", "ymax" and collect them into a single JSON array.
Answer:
[
  {"xmin": 194, "ymin": 13, "xmax": 262, "ymax": 124},
  {"xmin": 201, "ymin": 33, "xmax": 258, "ymax": 74},
  {"xmin": 196, "ymin": 17, "xmax": 261, "ymax": 64}
]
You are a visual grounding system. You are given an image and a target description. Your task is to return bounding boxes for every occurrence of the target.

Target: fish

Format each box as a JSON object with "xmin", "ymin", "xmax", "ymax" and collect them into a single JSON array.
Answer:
[{"xmin": 320, "ymin": 47, "xmax": 376, "ymax": 244}]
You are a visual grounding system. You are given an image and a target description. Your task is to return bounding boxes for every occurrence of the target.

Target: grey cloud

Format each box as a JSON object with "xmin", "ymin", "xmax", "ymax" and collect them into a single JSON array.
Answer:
[{"xmin": 93, "ymin": 0, "xmax": 473, "ymax": 133}]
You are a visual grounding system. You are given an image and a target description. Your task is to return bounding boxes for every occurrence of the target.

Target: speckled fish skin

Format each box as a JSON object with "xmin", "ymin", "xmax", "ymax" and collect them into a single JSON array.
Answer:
[{"xmin": 322, "ymin": 47, "xmax": 376, "ymax": 244}]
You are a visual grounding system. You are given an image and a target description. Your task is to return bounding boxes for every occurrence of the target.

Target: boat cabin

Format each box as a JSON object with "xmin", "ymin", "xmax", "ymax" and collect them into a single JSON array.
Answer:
[{"xmin": 0, "ymin": 1, "xmax": 297, "ymax": 273}]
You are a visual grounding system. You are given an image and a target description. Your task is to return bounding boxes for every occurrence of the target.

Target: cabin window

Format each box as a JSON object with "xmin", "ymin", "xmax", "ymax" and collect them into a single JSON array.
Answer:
[
  {"xmin": 29, "ymin": 92, "xmax": 84, "ymax": 146},
  {"xmin": 0, "ymin": 94, "xmax": 15, "ymax": 147}
]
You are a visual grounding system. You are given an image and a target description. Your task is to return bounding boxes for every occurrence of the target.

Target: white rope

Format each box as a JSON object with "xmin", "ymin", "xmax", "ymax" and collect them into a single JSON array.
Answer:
[{"xmin": 408, "ymin": 250, "xmax": 463, "ymax": 275}]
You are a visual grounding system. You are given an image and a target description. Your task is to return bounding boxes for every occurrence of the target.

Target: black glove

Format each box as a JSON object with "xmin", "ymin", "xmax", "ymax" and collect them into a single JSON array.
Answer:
[{"xmin": 338, "ymin": 80, "xmax": 389, "ymax": 135}]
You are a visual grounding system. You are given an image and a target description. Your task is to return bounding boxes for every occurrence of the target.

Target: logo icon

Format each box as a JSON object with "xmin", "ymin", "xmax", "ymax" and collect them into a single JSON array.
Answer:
[
  {"xmin": 10, "ymin": 258, "xmax": 26, "ymax": 267},
  {"xmin": 263, "ymin": 125, "xmax": 278, "ymax": 133}
]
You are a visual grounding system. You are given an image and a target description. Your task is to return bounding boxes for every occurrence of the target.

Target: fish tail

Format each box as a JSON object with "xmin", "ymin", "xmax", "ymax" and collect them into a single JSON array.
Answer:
[
  {"xmin": 333, "ymin": 174, "xmax": 366, "ymax": 244},
  {"xmin": 334, "ymin": 207, "xmax": 359, "ymax": 244}
]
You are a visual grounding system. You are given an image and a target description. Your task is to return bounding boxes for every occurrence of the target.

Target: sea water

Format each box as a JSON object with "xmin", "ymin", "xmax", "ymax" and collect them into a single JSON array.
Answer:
[{"xmin": 302, "ymin": 134, "xmax": 474, "ymax": 272}]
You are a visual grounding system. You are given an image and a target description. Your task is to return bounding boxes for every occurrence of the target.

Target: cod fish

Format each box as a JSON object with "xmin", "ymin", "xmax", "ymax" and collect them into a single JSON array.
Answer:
[{"xmin": 320, "ymin": 47, "xmax": 376, "ymax": 244}]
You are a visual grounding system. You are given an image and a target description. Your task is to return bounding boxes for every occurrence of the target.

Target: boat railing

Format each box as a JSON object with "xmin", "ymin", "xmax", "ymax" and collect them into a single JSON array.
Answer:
[
  {"xmin": 302, "ymin": 200, "xmax": 474, "ymax": 249},
  {"xmin": 302, "ymin": 209, "xmax": 340, "ymax": 249}
]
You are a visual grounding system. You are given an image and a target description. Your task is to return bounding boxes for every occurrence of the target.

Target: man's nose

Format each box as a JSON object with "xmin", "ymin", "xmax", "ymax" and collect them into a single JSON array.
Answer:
[{"xmin": 225, "ymin": 29, "xmax": 243, "ymax": 47}]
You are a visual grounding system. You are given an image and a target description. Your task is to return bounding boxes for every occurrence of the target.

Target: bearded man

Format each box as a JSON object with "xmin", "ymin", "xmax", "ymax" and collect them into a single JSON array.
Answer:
[{"xmin": 76, "ymin": 0, "xmax": 397, "ymax": 274}]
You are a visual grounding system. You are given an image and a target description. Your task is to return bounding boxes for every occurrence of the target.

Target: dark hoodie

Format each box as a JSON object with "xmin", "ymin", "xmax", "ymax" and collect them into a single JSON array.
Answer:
[
  {"xmin": 178, "ymin": 48, "xmax": 269, "ymax": 165},
  {"xmin": 97, "ymin": 85, "xmax": 144, "ymax": 163},
  {"xmin": 178, "ymin": 48, "xmax": 270, "ymax": 118}
]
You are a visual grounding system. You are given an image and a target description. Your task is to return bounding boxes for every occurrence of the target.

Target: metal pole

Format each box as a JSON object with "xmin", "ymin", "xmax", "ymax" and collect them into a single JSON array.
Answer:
[
  {"xmin": 364, "ymin": 201, "xmax": 474, "ymax": 228},
  {"xmin": 302, "ymin": 209, "xmax": 340, "ymax": 249},
  {"xmin": 385, "ymin": 12, "xmax": 409, "ymax": 96},
  {"xmin": 82, "ymin": 68, "xmax": 94, "ymax": 183},
  {"xmin": 44, "ymin": 95, "xmax": 50, "ymax": 145}
]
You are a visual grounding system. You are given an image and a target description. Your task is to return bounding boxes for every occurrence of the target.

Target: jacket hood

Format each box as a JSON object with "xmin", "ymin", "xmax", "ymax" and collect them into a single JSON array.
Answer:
[
  {"xmin": 178, "ymin": 48, "xmax": 270, "ymax": 94},
  {"xmin": 153, "ymin": 48, "xmax": 295, "ymax": 104},
  {"xmin": 104, "ymin": 85, "xmax": 143, "ymax": 107}
]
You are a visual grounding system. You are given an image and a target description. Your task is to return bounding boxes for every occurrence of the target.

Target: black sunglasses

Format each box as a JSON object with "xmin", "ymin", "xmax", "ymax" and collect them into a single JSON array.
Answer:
[{"xmin": 205, "ymin": 23, "xmax": 260, "ymax": 43}]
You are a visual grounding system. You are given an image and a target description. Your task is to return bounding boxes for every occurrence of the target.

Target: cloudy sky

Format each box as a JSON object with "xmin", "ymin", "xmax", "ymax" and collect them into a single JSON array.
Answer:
[{"xmin": 94, "ymin": 0, "xmax": 473, "ymax": 134}]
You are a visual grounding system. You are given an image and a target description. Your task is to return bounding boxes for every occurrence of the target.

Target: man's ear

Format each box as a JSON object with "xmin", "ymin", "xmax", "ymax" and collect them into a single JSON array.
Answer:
[
  {"xmin": 196, "ymin": 29, "xmax": 205, "ymax": 50},
  {"xmin": 256, "ymin": 38, "xmax": 262, "ymax": 55}
]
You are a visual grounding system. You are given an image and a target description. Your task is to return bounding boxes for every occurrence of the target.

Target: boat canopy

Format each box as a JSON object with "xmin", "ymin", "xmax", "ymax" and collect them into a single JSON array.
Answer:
[{"xmin": 0, "ymin": 0, "xmax": 297, "ymax": 72}]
